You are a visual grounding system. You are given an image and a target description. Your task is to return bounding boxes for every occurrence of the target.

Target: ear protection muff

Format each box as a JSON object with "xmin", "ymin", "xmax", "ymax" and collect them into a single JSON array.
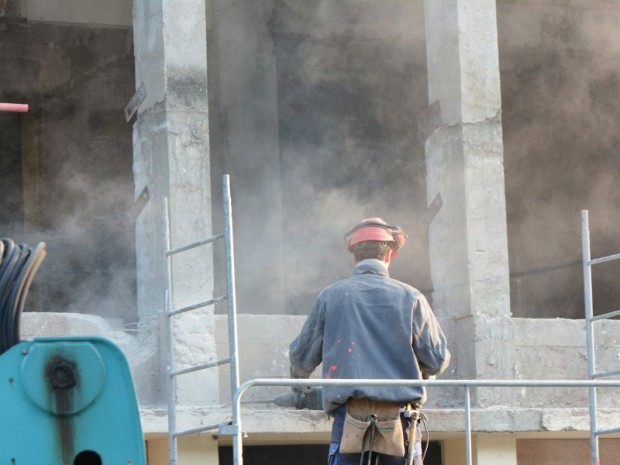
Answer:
[{"xmin": 387, "ymin": 224, "xmax": 407, "ymax": 250}]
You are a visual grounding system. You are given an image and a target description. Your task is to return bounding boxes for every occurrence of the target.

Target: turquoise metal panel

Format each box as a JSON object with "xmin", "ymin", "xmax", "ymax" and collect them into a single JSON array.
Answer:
[{"xmin": 0, "ymin": 337, "xmax": 146, "ymax": 465}]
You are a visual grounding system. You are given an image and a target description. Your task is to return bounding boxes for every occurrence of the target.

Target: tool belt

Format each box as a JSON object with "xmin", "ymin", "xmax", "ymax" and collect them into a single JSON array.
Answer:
[{"xmin": 340, "ymin": 398, "xmax": 405, "ymax": 457}]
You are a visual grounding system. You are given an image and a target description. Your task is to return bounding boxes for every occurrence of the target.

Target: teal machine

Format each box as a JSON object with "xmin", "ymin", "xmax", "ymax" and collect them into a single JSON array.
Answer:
[{"xmin": 0, "ymin": 239, "xmax": 146, "ymax": 465}]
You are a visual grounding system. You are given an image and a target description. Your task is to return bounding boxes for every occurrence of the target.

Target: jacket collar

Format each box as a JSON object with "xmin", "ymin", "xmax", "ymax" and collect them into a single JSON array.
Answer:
[{"xmin": 353, "ymin": 259, "xmax": 390, "ymax": 277}]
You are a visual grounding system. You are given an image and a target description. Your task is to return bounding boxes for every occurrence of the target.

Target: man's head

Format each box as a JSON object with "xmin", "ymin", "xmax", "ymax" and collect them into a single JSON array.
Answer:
[{"xmin": 344, "ymin": 218, "xmax": 407, "ymax": 263}]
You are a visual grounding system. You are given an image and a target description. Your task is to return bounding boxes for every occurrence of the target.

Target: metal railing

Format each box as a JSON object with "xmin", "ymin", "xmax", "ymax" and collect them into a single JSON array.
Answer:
[{"xmin": 225, "ymin": 378, "xmax": 620, "ymax": 465}]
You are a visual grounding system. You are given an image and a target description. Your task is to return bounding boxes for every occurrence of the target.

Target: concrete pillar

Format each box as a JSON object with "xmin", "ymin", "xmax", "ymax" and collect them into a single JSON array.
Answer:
[
  {"xmin": 423, "ymin": 0, "xmax": 514, "ymax": 393},
  {"xmin": 132, "ymin": 0, "xmax": 219, "ymax": 408}
]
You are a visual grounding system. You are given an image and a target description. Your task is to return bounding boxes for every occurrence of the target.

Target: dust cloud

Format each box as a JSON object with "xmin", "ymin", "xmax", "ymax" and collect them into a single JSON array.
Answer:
[
  {"xmin": 211, "ymin": 0, "xmax": 433, "ymax": 314},
  {"xmin": 499, "ymin": 2, "xmax": 620, "ymax": 318}
]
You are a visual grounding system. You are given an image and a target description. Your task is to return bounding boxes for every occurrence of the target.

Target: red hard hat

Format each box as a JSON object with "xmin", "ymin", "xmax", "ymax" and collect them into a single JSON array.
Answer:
[{"xmin": 344, "ymin": 218, "xmax": 407, "ymax": 258}]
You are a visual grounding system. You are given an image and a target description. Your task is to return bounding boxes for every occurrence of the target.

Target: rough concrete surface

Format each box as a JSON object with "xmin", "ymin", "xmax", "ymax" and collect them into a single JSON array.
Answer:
[{"xmin": 20, "ymin": 312, "xmax": 620, "ymax": 438}]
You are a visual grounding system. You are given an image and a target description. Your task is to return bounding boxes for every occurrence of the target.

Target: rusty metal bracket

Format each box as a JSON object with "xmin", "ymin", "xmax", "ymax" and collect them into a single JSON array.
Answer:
[
  {"xmin": 130, "ymin": 185, "xmax": 150, "ymax": 220},
  {"xmin": 124, "ymin": 82, "xmax": 147, "ymax": 123},
  {"xmin": 416, "ymin": 100, "xmax": 441, "ymax": 142}
]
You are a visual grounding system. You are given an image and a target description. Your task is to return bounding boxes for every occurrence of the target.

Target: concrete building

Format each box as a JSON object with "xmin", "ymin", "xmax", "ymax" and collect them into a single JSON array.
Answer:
[{"xmin": 2, "ymin": 0, "xmax": 620, "ymax": 464}]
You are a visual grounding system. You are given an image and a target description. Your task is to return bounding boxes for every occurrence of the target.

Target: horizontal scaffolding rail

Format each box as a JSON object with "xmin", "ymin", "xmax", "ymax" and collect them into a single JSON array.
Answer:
[
  {"xmin": 587, "ymin": 252, "xmax": 620, "ymax": 266},
  {"xmin": 589, "ymin": 309, "xmax": 620, "ymax": 322},
  {"xmin": 165, "ymin": 234, "xmax": 225, "ymax": 256}
]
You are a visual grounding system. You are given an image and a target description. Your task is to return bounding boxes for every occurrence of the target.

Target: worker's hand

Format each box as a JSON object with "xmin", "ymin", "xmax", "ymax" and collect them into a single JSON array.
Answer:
[
  {"xmin": 290, "ymin": 365, "xmax": 303, "ymax": 378},
  {"xmin": 290, "ymin": 365, "xmax": 314, "ymax": 394}
]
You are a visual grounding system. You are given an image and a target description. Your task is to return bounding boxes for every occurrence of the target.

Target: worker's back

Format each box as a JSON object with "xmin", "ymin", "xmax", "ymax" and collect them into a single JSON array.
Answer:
[{"xmin": 318, "ymin": 259, "xmax": 447, "ymax": 412}]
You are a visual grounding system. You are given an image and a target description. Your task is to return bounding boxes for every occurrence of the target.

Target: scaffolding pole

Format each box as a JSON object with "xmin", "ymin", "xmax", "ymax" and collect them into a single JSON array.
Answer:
[
  {"xmin": 582, "ymin": 209, "xmax": 620, "ymax": 465},
  {"xmin": 164, "ymin": 174, "xmax": 240, "ymax": 465}
]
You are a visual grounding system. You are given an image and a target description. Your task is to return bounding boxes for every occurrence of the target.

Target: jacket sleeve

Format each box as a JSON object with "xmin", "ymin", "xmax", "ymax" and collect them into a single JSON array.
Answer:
[
  {"xmin": 289, "ymin": 294, "xmax": 326, "ymax": 378},
  {"xmin": 412, "ymin": 295, "xmax": 451, "ymax": 376}
]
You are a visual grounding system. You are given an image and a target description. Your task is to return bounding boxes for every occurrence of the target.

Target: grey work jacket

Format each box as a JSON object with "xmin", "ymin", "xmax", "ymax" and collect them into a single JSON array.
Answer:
[{"xmin": 289, "ymin": 259, "xmax": 450, "ymax": 414}]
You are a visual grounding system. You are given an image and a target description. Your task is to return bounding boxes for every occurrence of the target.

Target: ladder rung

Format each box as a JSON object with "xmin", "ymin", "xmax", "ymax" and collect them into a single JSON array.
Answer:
[
  {"xmin": 170, "ymin": 358, "xmax": 231, "ymax": 377},
  {"xmin": 173, "ymin": 422, "xmax": 226, "ymax": 438},
  {"xmin": 589, "ymin": 252, "xmax": 620, "ymax": 266},
  {"xmin": 592, "ymin": 368, "xmax": 620, "ymax": 379},
  {"xmin": 168, "ymin": 295, "xmax": 227, "ymax": 317},
  {"xmin": 166, "ymin": 233, "xmax": 225, "ymax": 256},
  {"xmin": 595, "ymin": 426, "xmax": 620, "ymax": 437},
  {"xmin": 590, "ymin": 309, "xmax": 620, "ymax": 322}
]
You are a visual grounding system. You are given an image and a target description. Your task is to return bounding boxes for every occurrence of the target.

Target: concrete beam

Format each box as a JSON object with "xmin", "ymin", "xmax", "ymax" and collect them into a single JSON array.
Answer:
[
  {"xmin": 139, "ymin": 405, "xmax": 620, "ymax": 443},
  {"xmin": 19, "ymin": 309, "xmax": 620, "ymax": 458},
  {"xmin": 22, "ymin": 313, "xmax": 620, "ymax": 411}
]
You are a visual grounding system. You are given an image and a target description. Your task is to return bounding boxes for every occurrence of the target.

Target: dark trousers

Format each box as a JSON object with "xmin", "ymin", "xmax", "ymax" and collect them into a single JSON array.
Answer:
[{"xmin": 328, "ymin": 404, "xmax": 413, "ymax": 465}]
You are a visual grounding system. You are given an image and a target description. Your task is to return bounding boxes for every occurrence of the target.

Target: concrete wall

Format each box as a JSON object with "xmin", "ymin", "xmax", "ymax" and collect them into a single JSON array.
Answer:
[
  {"xmin": 202, "ymin": 0, "xmax": 620, "ymax": 323},
  {"xmin": 26, "ymin": 0, "xmax": 131, "ymax": 26},
  {"xmin": 3, "ymin": 0, "xmax": 619, "ymax": 325},
  {"xmin": 0, "ymin": 21, "xmax": 136, "ymax": 322},
  {"xmin": 498, "ymin": 0, "xmax": 620, "ymax": 319},
  {"xmin": 21, "ymin": 311, "xmax": 620, "ymax": 441},
  {"xmin": 207, "ymin": 0, "xmax": 434, "ymax": 317},
  {"xmin": 215, "ymin": 314, "xmax": 620, "ymax": 411}
]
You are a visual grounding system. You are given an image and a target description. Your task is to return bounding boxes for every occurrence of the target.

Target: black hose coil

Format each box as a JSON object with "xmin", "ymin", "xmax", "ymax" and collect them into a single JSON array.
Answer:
[{"xmin": 0, "ymin": 238, "xmax": 46, "ymax": 355}]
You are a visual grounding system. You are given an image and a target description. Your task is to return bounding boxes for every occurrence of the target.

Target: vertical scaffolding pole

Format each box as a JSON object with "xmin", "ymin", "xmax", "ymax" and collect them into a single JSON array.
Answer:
[
  {"xmin": 464, "ymin": 386, "xmax": 473, "ymax": 465},
  {"xmin": 223, "ymin": 175, "xmax": 240, "ymax": 399},
  {"xmin": 582, "ymin": 210, "xmax": 599, "ymax": 465},
  {"xmin": 163, "ymin": 198, "xmax": 178, "ymax": 465},
  {"xmin": 163, "ymin": 175, "xmax": 241, "ymax": 465}
]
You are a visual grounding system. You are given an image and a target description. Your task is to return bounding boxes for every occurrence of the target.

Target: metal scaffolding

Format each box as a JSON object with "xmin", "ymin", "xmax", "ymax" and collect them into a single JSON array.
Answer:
[
  {"xmin": 223, "ymin": 210, "xmax": 620, "ymax": 465},
  {"xmin": 163, "ymin": 174, "xmax": 240, "ymax": 465},
  {"xmin": 160, "ymin": 201, "xmax": 619, "ymax": 465},
  {"xmin": 582, "ymin": 209, "xmax": 620, "ymax": 465},
  {"xmin": 230, "ymin": 378, "xmax": 620, "ymax": 465}
]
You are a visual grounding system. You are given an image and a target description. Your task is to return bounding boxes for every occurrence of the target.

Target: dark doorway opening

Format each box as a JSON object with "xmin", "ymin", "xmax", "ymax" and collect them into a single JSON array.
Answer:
[{"xmin": 219, "ymin": 441, "xmax": 443, "ymax": 465}]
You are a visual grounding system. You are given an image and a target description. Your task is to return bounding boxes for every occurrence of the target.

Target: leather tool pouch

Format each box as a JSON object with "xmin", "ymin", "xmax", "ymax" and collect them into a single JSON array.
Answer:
[{"xmin": 339, "ymin": 399, "xmax": 405, "ymax": 457}]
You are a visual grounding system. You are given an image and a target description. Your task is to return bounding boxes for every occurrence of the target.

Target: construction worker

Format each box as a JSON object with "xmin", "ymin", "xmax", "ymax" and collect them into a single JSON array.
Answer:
[{"xmin": 289, "ymin": 218, "xmax": 450, "ymax": 465}]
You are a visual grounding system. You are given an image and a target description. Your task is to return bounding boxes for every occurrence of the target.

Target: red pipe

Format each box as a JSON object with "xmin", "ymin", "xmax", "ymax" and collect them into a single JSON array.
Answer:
[{"xmin": 0, "ymin": 103, "xmax": 29, "ymax": 113}]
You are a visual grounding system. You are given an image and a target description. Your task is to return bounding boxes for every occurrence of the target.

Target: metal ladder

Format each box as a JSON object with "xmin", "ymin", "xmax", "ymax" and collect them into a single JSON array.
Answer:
[
  {"xmin": 581, "ymin": 209, "xmax": 620, "ymax": 465},
  {"xmin": 163, "ymin": 174, "xmax": 240, "ymax": 465}
]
